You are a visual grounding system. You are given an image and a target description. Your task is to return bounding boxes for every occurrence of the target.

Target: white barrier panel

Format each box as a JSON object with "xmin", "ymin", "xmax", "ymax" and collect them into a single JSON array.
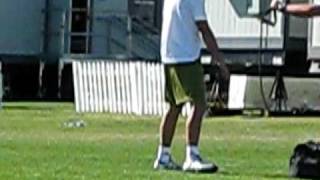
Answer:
[{"xmin": 72, "ymin": 60, "xmax": 192, "ymax": 116}]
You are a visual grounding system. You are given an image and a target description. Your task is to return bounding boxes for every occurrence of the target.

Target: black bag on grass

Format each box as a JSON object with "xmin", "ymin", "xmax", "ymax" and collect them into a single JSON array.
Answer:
[{"xmin": 289, "ymin": 141, "xmax": 320, "ymax": 179}]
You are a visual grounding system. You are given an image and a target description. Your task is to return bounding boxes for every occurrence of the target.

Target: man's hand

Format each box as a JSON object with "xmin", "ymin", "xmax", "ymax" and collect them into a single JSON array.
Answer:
[
  {"xmin": 270, "ymin": 0, "xmax": 288, "ymax": 12},
  {"xmin": 270, "ymin": 0, "xmax": 280, "ymax": 10},
  {"xmin": 218, "ymin": 62, "xmax": 230, "ymax": 82},
  {"xmin": 212, "ymin": 54, "xmax": 230, "ymax": 82}
]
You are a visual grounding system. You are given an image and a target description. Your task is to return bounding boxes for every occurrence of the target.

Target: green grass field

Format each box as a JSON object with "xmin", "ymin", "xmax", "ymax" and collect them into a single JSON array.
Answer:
[{"xmin": 1, "ymin": 103, "xmax": 320, "ymax": 180}]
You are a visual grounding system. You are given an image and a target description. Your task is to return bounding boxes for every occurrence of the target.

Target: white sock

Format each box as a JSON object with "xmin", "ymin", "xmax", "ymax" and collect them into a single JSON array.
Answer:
[
  {"xmin": 186, "ymin": 145, "xmax": 200, "ymax": 161},
  {"xmin": 157, "ymin": 145, "xmax": 171, "ymax": 162}
]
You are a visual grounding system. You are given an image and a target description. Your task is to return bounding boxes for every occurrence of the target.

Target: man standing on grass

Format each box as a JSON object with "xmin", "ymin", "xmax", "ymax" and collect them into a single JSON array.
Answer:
[
  {"xmin": 271, "ymin": 0, "xmax": 320, "ymax": 17},
  {"xmin": 153, "ymin": 0, "xmax": 229, "ymax": 173}
]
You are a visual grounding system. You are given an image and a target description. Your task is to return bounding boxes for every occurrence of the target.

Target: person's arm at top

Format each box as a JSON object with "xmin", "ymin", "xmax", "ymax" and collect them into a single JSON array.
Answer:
[
  {"xmin": 283, "ymin": 4, "xmax": 320, "ymax": 17},
  {"xmin": 271, "ymin": 0, "xmax": 320, "ymax": 17}
]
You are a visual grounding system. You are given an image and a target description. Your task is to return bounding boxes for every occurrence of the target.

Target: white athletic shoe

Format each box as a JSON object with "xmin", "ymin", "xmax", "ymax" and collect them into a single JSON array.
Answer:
[
  {"xmin": 182, "ymin": 154, "xmax": 218, "ymax": 173},
  {"xmin": 153, "ymin": 153, "xmax": 181, "ymax": 171}
]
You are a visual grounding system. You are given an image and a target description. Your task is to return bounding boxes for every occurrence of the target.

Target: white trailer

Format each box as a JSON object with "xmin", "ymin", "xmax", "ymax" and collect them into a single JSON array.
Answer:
[
  {"xmin": 0, "ymin": 0, "xmax": 45, "ymax": 56},
  {"xmin": 205, "ymin": 0, "xmax": 309, "ymax": 69}
]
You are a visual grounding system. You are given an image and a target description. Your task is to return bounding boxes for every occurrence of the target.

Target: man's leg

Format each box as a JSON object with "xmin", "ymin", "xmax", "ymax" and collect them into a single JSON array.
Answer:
[
  {"xmin": 183, "ymin": 103, "xmax": 219, "ymax": 173},
  {"xmin": 160, "ymin": 105, "xmax": 182, "ymax": 146},
  {"xmin": 154, "ymin": 105, "xmax": 182, "ymax": 170},
  {"xmin": 186, "ymin": 103, "xmax": 206, "ymax": 146}
]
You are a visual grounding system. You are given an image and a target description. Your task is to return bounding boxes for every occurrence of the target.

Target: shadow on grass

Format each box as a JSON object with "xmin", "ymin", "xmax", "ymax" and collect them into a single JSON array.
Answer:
[
  {"xmin": 219, "ymin": 171, "xmax": 289, "ymax": 179},
  {"xmin": 3, "ymin": 105, "xmax": 57, "ymax": 111}
]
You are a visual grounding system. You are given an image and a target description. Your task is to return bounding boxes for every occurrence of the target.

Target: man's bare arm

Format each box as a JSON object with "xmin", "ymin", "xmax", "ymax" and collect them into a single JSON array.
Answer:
[
  {"xmin": 196, "ymin": 21, "xmax": 229, "ymax": 79},
  {"xmin": 196, "ymin": 21, "xmax": 223, "ymax": 64}
]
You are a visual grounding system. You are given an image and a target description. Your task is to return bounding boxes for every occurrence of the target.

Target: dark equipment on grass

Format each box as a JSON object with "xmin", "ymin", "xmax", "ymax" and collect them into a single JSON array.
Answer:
[{"xmin": 289, "ymin": 141, "xmax": 320, "ymax": 179}]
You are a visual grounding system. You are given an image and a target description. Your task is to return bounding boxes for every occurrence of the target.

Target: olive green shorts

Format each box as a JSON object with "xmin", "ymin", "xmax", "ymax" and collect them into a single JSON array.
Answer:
[{"xmin": 164, "ymin": 61, "xmax": 206, "ymax": 106}]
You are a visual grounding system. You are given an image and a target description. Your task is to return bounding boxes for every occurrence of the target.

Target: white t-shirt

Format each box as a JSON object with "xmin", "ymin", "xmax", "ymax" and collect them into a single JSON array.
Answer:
[{"xmin": 161, "ymin": 0, "xmax": 207, "ymax": 64}]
